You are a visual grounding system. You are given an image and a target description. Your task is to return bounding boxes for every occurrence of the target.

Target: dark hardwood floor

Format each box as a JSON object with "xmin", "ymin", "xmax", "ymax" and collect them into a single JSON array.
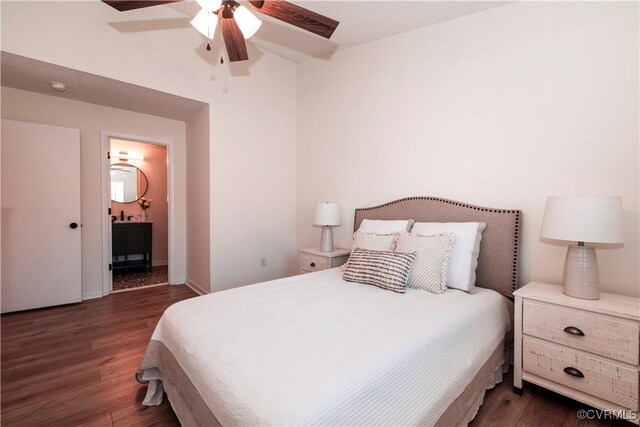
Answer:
[
  {"xmin": 471, "ymin": 370, "xmax": 632, "ymax": 427},
  {"xmin": 1, "ymin": 285, "xmax": 633, "ymax": 426},
  {"xmin": 1, "ymin": 284, "xmax": 195, "ymax": 426}
]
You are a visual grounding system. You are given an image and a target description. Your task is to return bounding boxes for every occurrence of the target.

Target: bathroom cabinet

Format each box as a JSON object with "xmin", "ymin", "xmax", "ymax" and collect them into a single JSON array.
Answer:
[{"xmin": 112, "ymin": 222, "xmax": 152, "ymax": 273}]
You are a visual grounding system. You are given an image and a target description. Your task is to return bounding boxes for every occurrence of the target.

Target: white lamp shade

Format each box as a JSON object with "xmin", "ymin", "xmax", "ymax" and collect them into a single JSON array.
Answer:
[
  {"xmin": 233, "ymin": 5, "xmax": 262, "ymax": 39},
  {"xmin": 541, "ymin": 196, "xmax": 624, "ymax": 244},
  {"xmin": 313, "ymin": 202, "xmax": 341, "ymax": 226},
  {"xmin": 191, "ymin": 8, "xmax": 218, "ymax": 39},
  {"xmin": 196, "ymin": 0, "xmax": 222, "ymax": 12}
]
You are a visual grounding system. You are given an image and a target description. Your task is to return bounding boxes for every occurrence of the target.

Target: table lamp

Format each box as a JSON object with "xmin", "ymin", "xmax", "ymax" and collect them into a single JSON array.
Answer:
[
  {"xmin": 313, "ymin": 202, "xmax": 341, "ymax": 252},
  {"xmin": 541, "ymin": 196, "xmax": 624, "ymax": 300}
]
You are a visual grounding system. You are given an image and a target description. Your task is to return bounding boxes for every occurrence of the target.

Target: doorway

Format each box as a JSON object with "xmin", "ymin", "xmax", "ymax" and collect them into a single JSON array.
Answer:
[{"xmin": 102, "ymin": 133, "xmax": 175, "ymax": 295}]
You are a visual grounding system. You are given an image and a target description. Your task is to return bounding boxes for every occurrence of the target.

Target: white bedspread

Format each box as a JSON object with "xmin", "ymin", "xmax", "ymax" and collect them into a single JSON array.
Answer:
[{"xmin": 146, "ymin": 268, "xmax": 511, "ymax": 426}]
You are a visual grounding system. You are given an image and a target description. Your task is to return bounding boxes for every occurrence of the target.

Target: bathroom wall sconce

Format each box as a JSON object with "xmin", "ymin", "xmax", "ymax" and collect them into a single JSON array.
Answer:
[{"xmin": 117, "ymin": 151, "xmax": 144, "ymax": 161}]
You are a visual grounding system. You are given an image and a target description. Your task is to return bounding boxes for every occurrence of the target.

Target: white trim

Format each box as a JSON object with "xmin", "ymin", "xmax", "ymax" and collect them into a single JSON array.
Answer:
[
  {"xmin": 100, "ymin": 133, "xmax": 111, "ymax": 297},
  {"xmin": 185, "ymin": 278, "xmax": 209, "ymax": 296},
  {"xmin": 175, "ymin": 274, "xmax": 187, "ymax": 285},
  {"xmin": 101, "ymin": 131, "xmax": 176, "ymax": 297},
  {"xmin": 82, "ymin": 290, "xmax": 104, "ymax": 300},
  {"xmin": 153, "ymin": 260, "xmax": 169, "ymax": 267}
]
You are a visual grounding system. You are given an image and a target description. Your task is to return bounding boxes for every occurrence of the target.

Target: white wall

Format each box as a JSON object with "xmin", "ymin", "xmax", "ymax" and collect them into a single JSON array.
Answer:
[
  {"xmin": 0, "ymin": 87, "xmax": 187, "ymax": 298},
  {"xmin": 297, "ymin": 2, "xmax": 639, "ymax": 297},
  {"xmin": 209, "ymin": 66, "xmax": 298, "ymax": 291},
  {"xmin": 186, "ymin": 106, "xmax": 211, "ymax": 293},
  {"xmin": 1, "ymin": 0, "xmax": 298, "ymax": 292}
]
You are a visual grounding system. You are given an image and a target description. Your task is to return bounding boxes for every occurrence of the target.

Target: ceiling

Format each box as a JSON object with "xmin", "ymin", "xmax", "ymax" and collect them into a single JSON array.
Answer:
[
  {"xmin": 0, "ymin": 52, "xmax": 207, "ymax": 121},
  {"xmin": 114, "ymin": 0, "xmax": 511, "ymax": 62},
  {"xmin": 1, "ymin": 1, "xmax": 510, "ymax": 115}
]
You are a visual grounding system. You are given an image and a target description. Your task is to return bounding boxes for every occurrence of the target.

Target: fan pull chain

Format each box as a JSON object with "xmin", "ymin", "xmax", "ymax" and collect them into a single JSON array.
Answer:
[{"xmin": 204, "ymin": 42, "xmax": 225, "ymax": 65}]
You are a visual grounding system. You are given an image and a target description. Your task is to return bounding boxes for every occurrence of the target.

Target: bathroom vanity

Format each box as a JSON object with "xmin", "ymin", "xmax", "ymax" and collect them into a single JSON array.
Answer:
[{"xmin": 112, "ymin": 221, "xmax": 152, "ymax": 273}]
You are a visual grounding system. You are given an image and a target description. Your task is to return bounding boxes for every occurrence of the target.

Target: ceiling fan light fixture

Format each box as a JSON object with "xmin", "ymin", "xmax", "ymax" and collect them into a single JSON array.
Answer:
[
  {"xmin": 191, "ymin": 8, "xmax": 218, "ymax": 39},
  {"xmin": 233, "ymin": 5, "xmax": 262, "ymax": 39},
  {"xmin": 196, "ymin": 0, "xmax": 222, "ymax": 13},
  {"xmin": 100, "ymin": 0, "xmax": 339, "ymax": 62}
]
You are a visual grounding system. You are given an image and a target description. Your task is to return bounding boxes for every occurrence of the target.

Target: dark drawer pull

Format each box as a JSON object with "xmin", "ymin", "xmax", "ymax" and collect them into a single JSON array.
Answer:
[
  {"xmin": 563, "ymin": 326, "xmax": 584, "ymax": 336},
  {"xmin": 563, "ymin": 367, "xmax": 584, "ymax": 378},
  {"xmin": 310, "ymin": 262, "xmax": 316, "ymax": 267}
]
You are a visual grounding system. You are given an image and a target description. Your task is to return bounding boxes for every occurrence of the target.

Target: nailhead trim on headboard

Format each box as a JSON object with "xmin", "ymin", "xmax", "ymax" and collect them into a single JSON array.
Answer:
[{"xmin": 354, "ymin": 196, "xmax": 522, "ymax": 292}]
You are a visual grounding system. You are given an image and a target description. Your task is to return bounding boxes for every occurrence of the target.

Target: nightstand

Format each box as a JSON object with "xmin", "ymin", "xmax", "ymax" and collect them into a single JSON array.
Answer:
[
  {"xmin": 299, "ymin": 248, "xmax": 350, "ymax": 274},
  {"xmin": 514, "ymin": 282, "xmax": 639, "ymax": 424}
]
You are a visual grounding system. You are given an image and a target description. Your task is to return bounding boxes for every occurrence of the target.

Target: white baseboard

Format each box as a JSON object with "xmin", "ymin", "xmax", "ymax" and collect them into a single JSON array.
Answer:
[
  {"xmin": 185, "ymin": 278, "xmax": 209, "ymax": 295},
  {"xmin": 82, "ymin": 290, "xmax": 104, "ymax": 300},
  {"xmin": 172, "ymin": 275, "xmax": 187, "ymax": 286},
  {"xmin": 153, "ymin": 260, "xmax": 168, "ymax": 267}
]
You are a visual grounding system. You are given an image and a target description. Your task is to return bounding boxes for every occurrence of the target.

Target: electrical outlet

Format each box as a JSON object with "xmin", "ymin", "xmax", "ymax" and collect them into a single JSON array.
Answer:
[{"xmin": 260, "ymin": 257, "xmax": 267, "ymax": 267}]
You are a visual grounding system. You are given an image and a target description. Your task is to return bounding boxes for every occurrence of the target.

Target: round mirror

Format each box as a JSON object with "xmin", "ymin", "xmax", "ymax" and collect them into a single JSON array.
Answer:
[{"xmin": 110, "ymin": 163, "xmax": 149, "ymax": 204}]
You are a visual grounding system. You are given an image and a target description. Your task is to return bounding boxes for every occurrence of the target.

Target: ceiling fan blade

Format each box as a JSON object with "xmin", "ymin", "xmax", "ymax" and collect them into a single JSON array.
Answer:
[
  {"xmin": 248, "ymin": 0, "xmax": 338, "ymax": 39},
  {"xmin": 221, "ymin": 17, "xmax": 249, "ymax": 62},
  {"xmin": 102, "ymin": 1, "xmax": 183, "ymax": 12}
]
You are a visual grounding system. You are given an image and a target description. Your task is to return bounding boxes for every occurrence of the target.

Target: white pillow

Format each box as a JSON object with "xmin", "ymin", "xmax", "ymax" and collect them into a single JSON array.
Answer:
[
  {"xmin": 358, "ymin": 219, "xmax": 415, "ymax": 234},
  {"xmin": 410, "ymin": 222, "xmax": 486, "ymax": 292}
]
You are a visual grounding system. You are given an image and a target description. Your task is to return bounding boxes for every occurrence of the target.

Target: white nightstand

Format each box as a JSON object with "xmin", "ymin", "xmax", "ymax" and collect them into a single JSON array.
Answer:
[
  {"xmin": 514, "ymin": 282, "xmax": 639, "ymax": 424},
  {"xmin": 299, "ymin": 248, "xmax": 350, "ymax": 274}
]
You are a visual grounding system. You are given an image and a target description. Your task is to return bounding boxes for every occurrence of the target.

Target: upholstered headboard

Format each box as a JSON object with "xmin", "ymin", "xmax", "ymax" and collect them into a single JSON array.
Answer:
[{"xmin": 354, "ymin": 197, "xmax": 522, "ymax": 298}]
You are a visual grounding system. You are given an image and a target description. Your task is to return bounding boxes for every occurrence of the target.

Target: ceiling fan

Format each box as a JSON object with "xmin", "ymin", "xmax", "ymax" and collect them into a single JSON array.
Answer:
[{"xmin": 102, "ymin": 0, "xmax": 340, "ymax": 62}]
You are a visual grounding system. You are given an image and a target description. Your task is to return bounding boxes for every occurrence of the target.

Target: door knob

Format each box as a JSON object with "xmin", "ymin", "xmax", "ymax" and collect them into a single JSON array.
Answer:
[{"xmin": 69, "ymin": 222, "xmax": 79, "ymax": 229}]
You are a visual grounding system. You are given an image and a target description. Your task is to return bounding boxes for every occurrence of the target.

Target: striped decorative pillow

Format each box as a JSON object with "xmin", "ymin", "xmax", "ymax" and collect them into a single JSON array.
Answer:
[
  {"xmin": 394, "ymin": 232, "xmax": 456, "ymax": 294},
  {"xmin": 342, "ymin": 248, "xmax": 417, "ymax": 293}
]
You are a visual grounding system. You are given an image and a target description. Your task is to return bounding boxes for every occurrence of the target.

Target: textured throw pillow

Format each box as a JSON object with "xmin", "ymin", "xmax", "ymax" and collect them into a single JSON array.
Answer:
[
  {"xmin": 358, "ymin": 219, "xmax": 416, "ymax": 234},
  {"xmin": 350, "ymin": 231, "xmax": 399, "ymax": 252},
  {"xmin": 411, "ymin": 222, "xmax": 487, "ymax": 293},
  {"xmin": 341, "ymin": 231, "xmax": 400, "ymax": 272},
  {"xmin": 394, "ymin": 232, "xmax": 456, "ymax": 294},
  {"xmin": 342, "ymin": 248, "xmax": 417, "ymax": 293}
]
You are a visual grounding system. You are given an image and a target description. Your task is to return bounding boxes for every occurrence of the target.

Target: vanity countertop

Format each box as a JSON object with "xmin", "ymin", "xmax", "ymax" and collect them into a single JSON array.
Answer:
[{"xmin": 112, "ymin": 220, "xmax": 154, "ymax": 224}]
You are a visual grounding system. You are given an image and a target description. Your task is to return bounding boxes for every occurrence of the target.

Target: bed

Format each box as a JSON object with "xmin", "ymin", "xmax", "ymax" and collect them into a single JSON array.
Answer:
[{"xmin": 137, "ymin": 197, "xmax": 522, "ymax": 426}]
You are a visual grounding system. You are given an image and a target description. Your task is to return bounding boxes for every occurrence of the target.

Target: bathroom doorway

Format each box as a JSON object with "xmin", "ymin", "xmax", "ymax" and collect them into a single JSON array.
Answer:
[{"xmin": 103, "ymin": 134, "xmax": 174, "ymax": 293}]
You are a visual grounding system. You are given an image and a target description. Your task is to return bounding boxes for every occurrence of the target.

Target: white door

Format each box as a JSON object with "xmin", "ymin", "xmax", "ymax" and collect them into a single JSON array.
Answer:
[{"xmin": 1, "ymin": 119, "xmax": 82, "ymax": 313}]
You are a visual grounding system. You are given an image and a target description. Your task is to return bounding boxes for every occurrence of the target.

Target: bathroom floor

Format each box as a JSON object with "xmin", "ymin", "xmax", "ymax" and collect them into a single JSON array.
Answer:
[{"xmin": 112, "ymin": 265, "xmax": 169, "ymax": 291}]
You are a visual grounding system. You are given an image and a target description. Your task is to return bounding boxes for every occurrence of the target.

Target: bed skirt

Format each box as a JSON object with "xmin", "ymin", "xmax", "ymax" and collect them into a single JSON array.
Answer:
[
  {"xmin": 137, "ymin": 340, "xmax": 223, "ymax": 426},
  {"xmin": 137, "ymin": 337, "xmax": 507, "ymax": 427},
  {"xmin": 434, "ymin": 338, "xmax": 508, "ymax": 426}
]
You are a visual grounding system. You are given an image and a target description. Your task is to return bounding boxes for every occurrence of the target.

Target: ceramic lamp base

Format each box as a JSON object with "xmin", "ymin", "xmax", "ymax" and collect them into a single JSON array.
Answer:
[
  {"xmin": 563, "ymin": 244, "xmax": 600, "ymax": 300},
  {"xmin": 320, "ymin": 226, "xmax": 334, "ymax": 252}
]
